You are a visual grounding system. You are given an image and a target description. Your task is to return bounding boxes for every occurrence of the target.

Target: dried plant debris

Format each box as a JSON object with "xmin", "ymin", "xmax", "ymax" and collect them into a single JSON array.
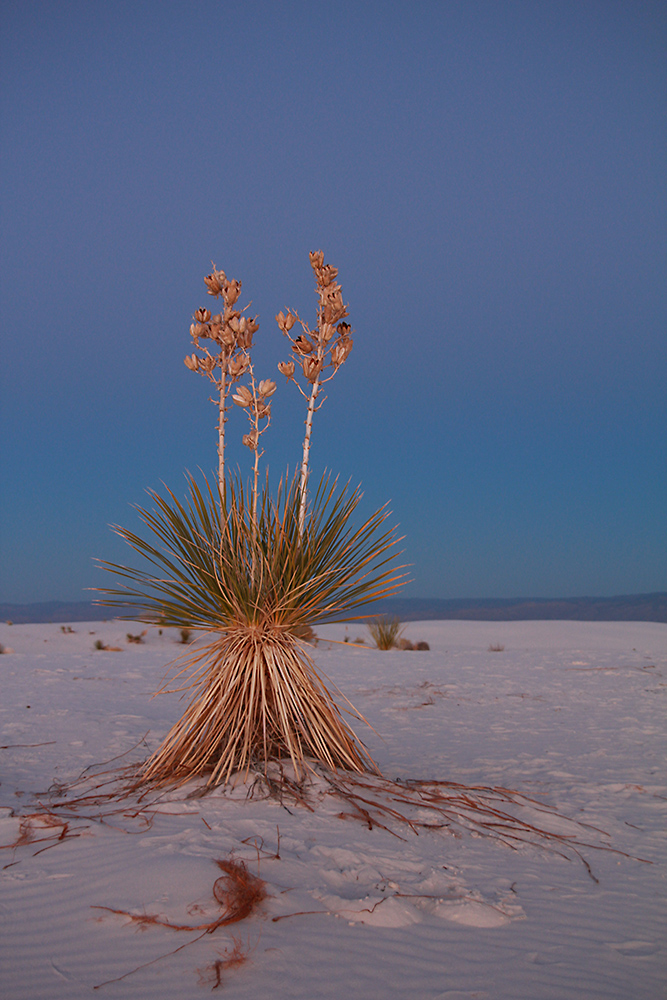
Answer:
[{"xmin": 92, "ymin": 857, "xmax": 265, "ymax": 989}]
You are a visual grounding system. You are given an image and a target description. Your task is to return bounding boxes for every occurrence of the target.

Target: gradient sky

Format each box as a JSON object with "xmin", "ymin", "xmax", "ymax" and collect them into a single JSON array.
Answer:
[{"xmin": 1, "ymin": 0, "xmax": 665, "ymax": 604}]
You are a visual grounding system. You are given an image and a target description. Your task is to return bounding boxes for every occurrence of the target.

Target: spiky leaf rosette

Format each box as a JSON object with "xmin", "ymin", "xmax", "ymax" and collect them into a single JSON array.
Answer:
[{"xmin": 96, "ymin": 473, "xmax": 407, "ymax": 784}]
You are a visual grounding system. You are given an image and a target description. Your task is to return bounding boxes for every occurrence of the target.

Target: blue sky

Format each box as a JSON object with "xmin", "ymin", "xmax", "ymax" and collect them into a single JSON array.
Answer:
[{"xmin": 1, "ymin": 0, "xmax": 665, "ymax": 604}]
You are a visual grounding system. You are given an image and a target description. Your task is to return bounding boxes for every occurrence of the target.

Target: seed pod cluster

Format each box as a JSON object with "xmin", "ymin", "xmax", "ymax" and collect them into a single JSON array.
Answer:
[
  {"xmin": 185, "ymin": 264, "xmax": 275, "ymax": 485},
  {"xmin": 276, "ymin": 251, "xmax": 353, "ymax": 392},
  {"xmin": 233, "ymin": 378, "xmax": 276, "ymax": 451},
  {"xmin": 185, "ymin": 266, "xmax": 259, "ymax": 384}
]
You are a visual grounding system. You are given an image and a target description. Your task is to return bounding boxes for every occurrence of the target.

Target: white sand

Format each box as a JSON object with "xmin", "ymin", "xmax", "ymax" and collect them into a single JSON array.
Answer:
[{"xmin": 0, "ymin": 619, "xmax": 665, "ymax": 999}]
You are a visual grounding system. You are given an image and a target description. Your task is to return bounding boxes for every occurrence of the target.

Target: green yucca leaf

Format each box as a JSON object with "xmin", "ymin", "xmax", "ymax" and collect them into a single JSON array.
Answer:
[{"xmin": 95, "ymin": 471, "xmax": 408, "ymax": 633}]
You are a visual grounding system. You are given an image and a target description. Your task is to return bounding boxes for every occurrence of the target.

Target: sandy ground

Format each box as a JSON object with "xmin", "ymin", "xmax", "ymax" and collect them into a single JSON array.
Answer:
[{"xmin": 0, "ymin": 618, "xmax": 665, "ymax": 999}]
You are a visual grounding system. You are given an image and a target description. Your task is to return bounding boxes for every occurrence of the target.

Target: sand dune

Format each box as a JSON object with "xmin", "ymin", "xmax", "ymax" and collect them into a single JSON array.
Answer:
[{"xmin": 0, "ymin": 619, "xmax": 665, "ymax": 998}]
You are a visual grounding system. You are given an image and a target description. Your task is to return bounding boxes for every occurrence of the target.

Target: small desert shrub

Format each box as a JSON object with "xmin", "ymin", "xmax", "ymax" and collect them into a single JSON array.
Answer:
[
  {"xmin": 368, "ymin": 616, "xmax": 403, "ymax": 650},
  {"xmin": 488, "ymin": 643, "xmax": 505, "ymax": 652},
  {"xmin": 179, "ymin": 628, "xmax": 192, "ymax": 645},
  {"xmin": 60, "ymin": 626, "xmax": 75, "ymax": 634},
  {"xmin": 126, "ymin": 631, "xmax": 146, "ymax": 644},
  {"xmin": 290, "ymin": 623, "xmax": 317, "ymax": 644},
  {"xmin": 94, "ymin": 639, "xmax": 121, "ymax": 651},
  {"xmin": 415, "ymin": 641, "xmax": 430, "ymax": 651}
]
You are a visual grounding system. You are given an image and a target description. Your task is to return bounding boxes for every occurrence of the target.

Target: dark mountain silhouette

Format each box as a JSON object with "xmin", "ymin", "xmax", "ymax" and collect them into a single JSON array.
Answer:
[{"xmin": 1, "ymin": 593, "xmax": 666, "ymax": 624}]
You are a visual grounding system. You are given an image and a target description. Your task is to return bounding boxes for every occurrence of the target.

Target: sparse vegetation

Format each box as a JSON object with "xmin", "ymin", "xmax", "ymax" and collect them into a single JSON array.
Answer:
[
  {"xmin": 368, "ymin": 616, "xmax": 404, "ymax": 650},
  {"xmin": 290, "ymin": 623, "xmax": 317, "ymax": 645},
  {"xmin": 488, "ymin": 643, "xmax": 505, "ymax": 652},
  {"xmin": 179, "ymin": 627, "xmax": 192, "ymax": 645},
  {"xmin": 126, "ymin": 631, "xmax": 146, "ymax": 644}
]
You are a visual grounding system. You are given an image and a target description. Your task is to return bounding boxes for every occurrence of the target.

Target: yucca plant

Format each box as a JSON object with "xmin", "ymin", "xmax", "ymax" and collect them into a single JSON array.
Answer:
[{"xmin": 97, "ymin": 253, "xmax": 406, "ymax": 787}]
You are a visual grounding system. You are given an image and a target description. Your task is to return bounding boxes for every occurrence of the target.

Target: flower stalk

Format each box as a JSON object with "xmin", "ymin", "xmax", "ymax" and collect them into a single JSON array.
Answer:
[
  {"xmin": 184, "ymin": 267, "xmax": 258, "ymax": 508},
  {"xmin": 277, "ymin": 251, "xmax": 352, "ymax": 534}
]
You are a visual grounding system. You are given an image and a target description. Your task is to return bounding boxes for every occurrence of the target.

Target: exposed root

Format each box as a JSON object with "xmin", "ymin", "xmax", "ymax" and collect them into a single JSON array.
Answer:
[
  {"xmin": 252, "ymin": 765, "xmax": 651, "ymax": 878},
  {"xmin": 92, "ymin": 858, "xmax": 265, "ymax": 989},
  {"xmin": 1, "ymin": 811, "xmax": 87, "ymax": 867},
  {"xmin": 198, "ymin": 938, "xmax": 249, "ymax": 990}
]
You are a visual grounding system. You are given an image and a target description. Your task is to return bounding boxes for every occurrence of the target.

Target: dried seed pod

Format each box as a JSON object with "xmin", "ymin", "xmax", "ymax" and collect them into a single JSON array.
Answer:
[
  {"xmin": 331, "ymin": 338, "xmax": 353, "ymax": 366},
  {"xmin": 204, "ymin": 269, "xmax": 225, "ymax": 296},
  {"xmin": 220, "ymin": 325, "xmax": 236, "ymax": 347},
  {"xmin": 256, "ymin": 402, "xmax": 271, "ymax": 419},
  {"xmin": 237, "ymin": 328, "xmax": 253, "ymax": 349},
  {"xmin": 242, "ymin": 431, "xmax": 258, "ymax": 450},
  {"xmin": 190, "ymin": 322, "xmax": 207, "ymax": 340},
  {"xmin": 224, "ymin": 279, "xmax": 242, "ymax": 305},
  {"xmin": 337, "ymin": 321, "xmax": 351, "ymax": 337},
  {"xmin": 320, "ymin": 322, "xmax": 335, "ymax": 343},
  {"xmin": 184, "ymin": 354, "xmax": 200, "ymax": 371},
  {"xmin": 323, "ymin": 297, "xmax": 347, "ymax": 324},
  {"xmin": 309, "ymin": 250, "xmax": 325, "ymax": 270},
  {"xmin": 294, "ymin": 334, "xmax": 314, "ymax": 355},
  {"xmin": 276, "ymin": 311, "xmax": 296, "ymax": 333},
  {"xmin": 303, "ymin": 357, "xmax": 323, "ymax": 382},
  {"xmin": 258, "ymin": 379, "xmax": 277, "ymax": 399},
  {"xmin": 199, "ymin": 356, "xmax": 215, "ymax": 373},
  {"xmin": 318, "ymin": 264, "xmax": 338, "ymax": 287},
  {"xmin": 278, "ymin": 360, "xmax": 295, "ymax": 378},
  {"xmin": 228, "ymin": 354, "xmax": 249, "ymax": 378},
  {"xmin": 194, "ymin": 308, "xmax": 211, "ymax": 324},
  {"xmin": 246, "ymin": 316, "xmax": 259, "ymax": 335},
  {"xmin": 232, "ymin": 385, "xmax": 254, "ymax": 407}
]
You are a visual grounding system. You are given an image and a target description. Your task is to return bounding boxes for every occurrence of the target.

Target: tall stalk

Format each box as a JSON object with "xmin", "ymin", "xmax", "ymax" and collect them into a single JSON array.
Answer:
[
  {"xmin": 184, "ymin": 266, "xmax": 258, "ymax": 514},
  {"xmin": 299, "ymin": 373, "xmax": 319, "ymax": 533},
  {"xmin": 277, "ymin": 251, "xmax": 353, "ymax": 536},
  {"xmin": 217, "ymin": 367, "xmax": 226, "ymax": 501}
]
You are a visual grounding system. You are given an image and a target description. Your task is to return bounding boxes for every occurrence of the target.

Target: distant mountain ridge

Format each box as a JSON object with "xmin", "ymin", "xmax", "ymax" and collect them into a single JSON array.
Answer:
[
  {"xmin": 370, "ymin": 593, "xmax": 667, "ymax": 623},
  {"xmin": 1, "ymin": 593, "xmax": 666, "ymax": 624}
]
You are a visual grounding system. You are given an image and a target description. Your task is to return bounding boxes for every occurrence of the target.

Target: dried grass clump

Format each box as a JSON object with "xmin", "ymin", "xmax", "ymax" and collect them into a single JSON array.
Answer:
[{"xmin": 368, "ymin": 616, "xmax": 403, "ymax": 650}]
